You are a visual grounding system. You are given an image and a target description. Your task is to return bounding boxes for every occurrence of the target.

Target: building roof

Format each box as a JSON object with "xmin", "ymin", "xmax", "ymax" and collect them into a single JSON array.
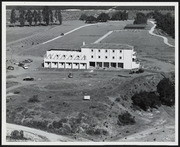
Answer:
[
  {"xmin": 81, "ymin": 43, "xmax": 133, "ymax": 50},
  {"xmin": 48, "ymin": 48, "xmax": 81, "ymax": 52}
]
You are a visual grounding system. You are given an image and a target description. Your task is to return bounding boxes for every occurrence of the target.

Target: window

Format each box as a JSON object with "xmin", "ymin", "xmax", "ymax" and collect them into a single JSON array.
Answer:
[
  {"xmin": 98, "ymin": 56, "xmax": 101, "ymax": 59},
  {"xmin": 63, "ymin": 55, "xmax": 66, "ymax": 57},
  {"xmin": 91, "ymin": 49, "xmax": 93, "ymax": 52},
  {"xmin": 119, "ymin": 57, "xmax": 122, "ymax": 59},
  {"xmin": 98, "ymin": 50, "xmax": 101, "ymax": 52},
  {"xmin": 105, "ymin": 50, "xmax": 108, "ymax": 53},
  {"xmin": 120, "ymin": 50, "xmax": 122, "ymax": 53},
  {"xmin": 112, "ymin": 50, "xmax": 115, "ymax": 53},
  {"xmin": 112, "ymin": 56, "xmax": 115, "ymax": 59},
  {"xmin": 105, "ymin": 56, "xmax": 108, "ymax": 59},
  {"xmin": 91, "ymin": 55, "xmax": 93, "ymax": 58}
]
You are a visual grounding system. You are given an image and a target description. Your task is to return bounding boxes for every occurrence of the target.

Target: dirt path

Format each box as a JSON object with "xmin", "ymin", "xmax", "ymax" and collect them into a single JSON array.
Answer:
[
  {"xmin": 148, "ymin": 20, "xmax": 175, "ymax": 47},
  {"xmin": 94, "ymin": 31, "xmax": 113, "ymax": 44},
  {"xmin": 6, "ymin": 123, "xmax": 90, "ymax": 142},
  {"xmin": 41, "ymin": 23, "xmax": 100, "ymax": 45}
]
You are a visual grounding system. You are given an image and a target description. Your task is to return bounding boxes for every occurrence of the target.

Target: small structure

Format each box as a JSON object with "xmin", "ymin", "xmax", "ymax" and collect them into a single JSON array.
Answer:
[
  {"xmin": 124, "ymin": 24, "xmax": 146, "ymax": 29},
  {"xmin": 83, "ymin": 95, "xmax": 90, "ymax": 100}
]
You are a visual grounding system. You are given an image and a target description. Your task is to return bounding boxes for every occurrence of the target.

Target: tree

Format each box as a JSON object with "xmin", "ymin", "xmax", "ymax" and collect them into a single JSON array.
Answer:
[
  {"xmin": 49, "ymin": 9, "xmax": 53, "ymax": 24},
  {"xmin": 157, "ymin": 78, "xmax": 175, "ymax": 106},
  {"xmin": 26, "ymin": 10, "xmax": 33, "ymax": 26},
  {"xmin": 79, "ymin": 14, "xmax": 87, "ymax": 21},
  {"xmin": 19, "ymin": 9, "xmax": 25, "ymax": 27},
  {"xmin": 131, "ymin": 91, "xmax": 160, "ymax": 111},
  {"xmin": 122, "ymin": 10, "xmax": 128, "ymax": 20},
  {"xmin": 42, "ymin": 6, "xmax": 50, "ymax": 25},
  {"xmin": 54, "ymin": 10, "xmax": 62, "ymax": 24},
  {"xmin": 96, "ymin": 13, "xmax": 110, "ymax": 22},
  {"xmin": 85, "ymin": 16, "xmax": 97, "ymax": 23},
  {"xmin": 57, "ymin": 10, "xmax": 62, "ymax": 25},
  {"xmin": 10, "ymin": 9, "xmax": 16, "ymax": 25},
  {"xmin": 111, "ymin": 11, "xmax": 122, "ymax": 20},
  {"xmin": 133, "ymin": 12, "xmax": 147, "ymax": 24},
  {"xmin": 37, "ymin": 10, "xmax": 42, "ymax": 25},
  {"xmin": 33, "ymin": 10, "xmax": 38, "ymax": 26}
]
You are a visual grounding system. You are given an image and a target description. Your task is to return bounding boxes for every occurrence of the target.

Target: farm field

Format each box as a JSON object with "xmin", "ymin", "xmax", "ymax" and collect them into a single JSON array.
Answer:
[{"xmin": 6, "ymin": 19, "xmax": 175, "ymax": 142}]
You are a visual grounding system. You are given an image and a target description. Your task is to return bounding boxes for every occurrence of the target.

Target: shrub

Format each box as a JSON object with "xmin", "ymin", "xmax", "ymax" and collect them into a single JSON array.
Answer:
[
  {"xmin": 28, "ymin": 95, "xmax": 40, "ymax": 103},
  {"xmin": 52, "ymin": 120, "xmax": 63, "ymax": 129},
  {"xmin": 157, "ymin": 78, "xmax": 175, "ymax": 106},
  {"xmin": 96, "ymin": 13, "xmax": 110, "ymax": 22},
  {"xmin": 115, "ymin": 98, "xmax": 120, "ymax": 102},
  {"xmin": 131, "ymin": 91, "xmax": 161, "ymax": 111},
  {"xmin": 10, "ymin": 130, "xmax": 24, "ymax": 139},
  {"xmin": 117, "ymin": 111, "xmax": 136, "ymax": 126}
]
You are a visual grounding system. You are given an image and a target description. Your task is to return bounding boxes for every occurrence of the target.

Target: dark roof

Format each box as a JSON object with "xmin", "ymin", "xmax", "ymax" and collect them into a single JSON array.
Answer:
[
  {"xmin": 48, "ymin": 49, "xmax": 81, "ymax": 52},
  {"xmin": 124, "ymin": 24, "xmax": 146, "ymax": 29},
  {"xmin": 81, "ymin": 43, "xmax": 133, "ymax": 50}
]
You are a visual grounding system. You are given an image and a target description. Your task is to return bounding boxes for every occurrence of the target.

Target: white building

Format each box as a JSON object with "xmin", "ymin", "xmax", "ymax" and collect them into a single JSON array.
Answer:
[{"xmin": 43, "ymin": 43, "xmax": 140, "ymax": 70}]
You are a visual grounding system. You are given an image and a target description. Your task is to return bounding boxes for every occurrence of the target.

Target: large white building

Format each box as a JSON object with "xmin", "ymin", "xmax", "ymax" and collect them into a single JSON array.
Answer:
[{"xmin": 43, "ymin": 43, "xmax": 140, "ymax": 70}]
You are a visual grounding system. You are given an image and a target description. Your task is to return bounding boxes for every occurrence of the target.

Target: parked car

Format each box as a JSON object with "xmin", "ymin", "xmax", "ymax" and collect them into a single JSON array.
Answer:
[
  {"xmin": 23, "ymin": 65, "xmax": 28, "ymax": 69},
  {"xmin": 18, "ymin": 62, "xmax": 24, "ymax": 67},
  {"xmin": 61, "ymin": 33, "xmax": 64, "ymax": 36},
  {"xmin": 23, "ymin": 77, "xmax": 34, "ymax": 81},
  {"xmin": 7, "ymin": 66, "xmax": 14, "ymax": 70}
]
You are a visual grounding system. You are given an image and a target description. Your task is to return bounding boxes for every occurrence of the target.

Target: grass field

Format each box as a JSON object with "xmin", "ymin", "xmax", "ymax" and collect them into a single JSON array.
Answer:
[{"xmin": 6, "ymin": 19, "xmax": 175, "ymax": 142}]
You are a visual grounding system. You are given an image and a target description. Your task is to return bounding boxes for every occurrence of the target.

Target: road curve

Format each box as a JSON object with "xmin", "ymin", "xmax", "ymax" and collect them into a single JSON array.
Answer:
[
  {"xmin": 6, "ymin": 123, "xmax": 75, "ymax": 142},
  {"xmin": 148, "ymin": 20, "xmax": 175, "ymax": 47}
]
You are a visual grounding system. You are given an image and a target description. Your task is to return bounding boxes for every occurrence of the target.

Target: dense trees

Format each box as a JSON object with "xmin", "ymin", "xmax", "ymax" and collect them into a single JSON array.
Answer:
[
  {"xmin": 111, "ymin": 10, "xmax": 128, "ymax": 21},
  {"xmin": 133, "ymin": 12, "xmax": 147, "ymax": 24},
  {"xmin": 85, "ymin": 16, "xmax": 97, "ymax": 23},
  {"xmin": 157, "ymin": 78, "xmax": 175, "ymax": 106},
  {"xmin": 9, "ymin": 7, "xmax": 63, "ymax": 27},
  {"xmin": 131, "ymin": 77, "xmax": 175, "ymax": 111},
  {"xmin": 153, "ymin": 11, "xmax": 175, "ymax": 38},
  {"xmin": 10, "ymin": 9, "xmax": 16, "ymax": 25},
  {"xmin": 96, "ymin": 13, "xmax": 110, "ymax": 22}
]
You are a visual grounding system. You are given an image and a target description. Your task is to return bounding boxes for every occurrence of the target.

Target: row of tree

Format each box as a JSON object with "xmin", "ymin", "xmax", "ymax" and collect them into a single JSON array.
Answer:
[
  {"xmin": 79, "ymin": 11, "xmax": 128, "ymax": 23},
  {"xmin": 10, "ymin": 7, "xmax": 62, "ymax": 27}
]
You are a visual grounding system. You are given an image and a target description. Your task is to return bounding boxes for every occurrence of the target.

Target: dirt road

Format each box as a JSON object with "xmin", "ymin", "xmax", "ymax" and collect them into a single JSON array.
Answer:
[{"xmin": 148, "ymin": 20, "xmax": 175, "ymax": 47}]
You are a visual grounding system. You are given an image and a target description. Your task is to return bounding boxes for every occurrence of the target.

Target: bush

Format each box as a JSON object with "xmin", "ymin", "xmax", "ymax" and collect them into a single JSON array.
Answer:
[
  {"xmin": 85, "ymin": 16, "xmax": 97, "ymax": 23},
  {"xmin": 131, "ymin": 91, "xmax": 161, "ymax": 111},
  {"xmin": 52, "ymin": 120, "xmax": 63, "ymax": 129},
  {"xmin": 117, "ymin": 112, "xmax": 136, "ymax": 126},
  {"xmin": 96, "ymin": 13, "xmax": 110, "ymax": 22},
  {"xmin": 10, "ymin": 130, "xmax": 24, "ymax": 139},
  {"xmin": 133, "ymin": 12, "xmax": 147, "ymax": 24},
  {"xmin": 157, "ymin": 78, "xmax": 175, "ymax": 106},
  {"xmin": 28, "ymin": 95, "xmax": 40, "ymax": 103},
  {"xmin": 86, "ymin": 128, "xmax": 108, "ymax": 136}
]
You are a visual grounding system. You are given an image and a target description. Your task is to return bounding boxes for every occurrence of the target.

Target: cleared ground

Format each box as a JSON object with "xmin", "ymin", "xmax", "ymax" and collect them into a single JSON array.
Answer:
[{"xmin": 6, "ymin": 20, "xmax": 175, "ymax": 142}]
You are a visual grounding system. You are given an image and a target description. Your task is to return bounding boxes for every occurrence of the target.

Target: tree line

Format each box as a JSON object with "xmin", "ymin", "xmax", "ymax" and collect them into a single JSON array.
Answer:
[
  {"xmin": 10, "ymin": 6, "xmax": 62, "ymax": 27},
  {"xmin": 79, "ymin": 11, "xmax": 128, "ymax": 23},
  {"xmin": 152, "ymin": 11, "xmax": 175, "ymax": 38}
]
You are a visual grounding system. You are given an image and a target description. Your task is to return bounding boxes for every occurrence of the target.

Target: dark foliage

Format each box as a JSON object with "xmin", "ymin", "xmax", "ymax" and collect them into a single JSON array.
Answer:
[
  {"xmin": 10, "ymin": 130, "xmax": 24, "ymax": 140},
  {"xmin": 26, "ymin": 10, "xmax": 33, "ymax": 26},
  {"xmin": 10, "ymin": 9, "xmax": 16, "ymax": 24},
  {"xmin": 19, "ymin": 9, "xmax": 25, "ymax": 27},
  {"xmin": 117, "ymin": 111, "xmax": 136, "ymax": 126},
  {"xmin": 157, "ymin": 78, "xmax": 175, "ymax": 106},
  {"xmin": 133, "ymin": 12, "xmax": 147, "ymax": 24},
  {"xmin": 131, "ymin": 91, "xmax": 161, "ymax": 111},
  {"xmin": 96, "ymin": 13, "xmax": 110, "ymax": 22},
  {"xmin": 111, "ymin": 10, "xmax": 128, "ymax": 20},
  {"xmin": 85, "ymin": 16, "xmax": 97, "ymax": 23},
  {"xmin": 153, "ymin": 11, "xmax": 175, "ymax": 38}
]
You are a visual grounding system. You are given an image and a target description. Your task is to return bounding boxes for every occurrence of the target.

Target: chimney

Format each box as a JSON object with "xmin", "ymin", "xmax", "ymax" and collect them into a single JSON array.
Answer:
[{"xmin": 83, "ymin": 41, "xmax": 85, "ymax": 46}]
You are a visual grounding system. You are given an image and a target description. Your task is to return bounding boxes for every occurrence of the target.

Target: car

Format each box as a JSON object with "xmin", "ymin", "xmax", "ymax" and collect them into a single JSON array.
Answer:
[
  {"xmin": 7, "ymin": 66, "xmax": 14, "ymax": 70},
  {"xmin": 23, "ymin": 77, "xmax": 34, "ymax": 81},
  {"xmin": 23, "ymin": 65, "xmax": 28, "ymax": 69},
  {"xmin": 68, "ymin": 73, "xmax": 73, "ymax": 78},
  {"xmin": 61, "ymin": 33, "xmax": 64, "ymax": 36}
]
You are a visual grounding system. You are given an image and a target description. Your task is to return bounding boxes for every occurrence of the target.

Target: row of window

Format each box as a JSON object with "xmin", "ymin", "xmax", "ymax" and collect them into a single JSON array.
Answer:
[
  {"xmin": 50, "ymin": 62, "xmax": 86, "ymax": 66},
  {"xmin": 91, "ymin": 49, "xmax": 122, "ymax": 53},
  {"xmin": 91, "ymin": 55, "xmax": 122, "ymax": 59}
]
